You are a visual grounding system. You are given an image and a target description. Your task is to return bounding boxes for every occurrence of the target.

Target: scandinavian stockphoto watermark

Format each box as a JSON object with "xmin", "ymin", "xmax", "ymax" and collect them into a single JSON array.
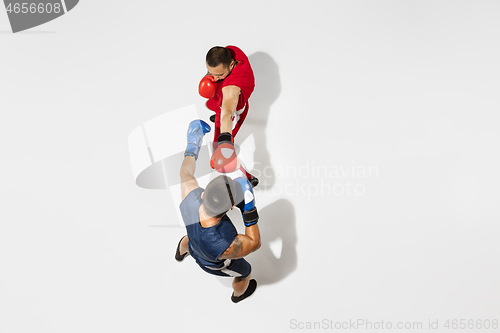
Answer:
[
  {"xmin": 3, "ymin": 0, "xmax": 79, "ymax": 33},
  {"xmin": 253, "ymin": 161, "xmax": 378, "ymax": 198}
]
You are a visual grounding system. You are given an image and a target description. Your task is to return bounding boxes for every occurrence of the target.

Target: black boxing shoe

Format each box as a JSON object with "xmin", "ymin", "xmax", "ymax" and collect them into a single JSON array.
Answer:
[
  {"xmin": 209, "ymin": 114, "xmax": 216, "ymax": 123},
  {"xmin": 248, "ymin": 175, "xmax": 259, "ymax": 188},
  {"xmin": 231, "ymin": 279, "xmax": 257, "ymax": 303}
]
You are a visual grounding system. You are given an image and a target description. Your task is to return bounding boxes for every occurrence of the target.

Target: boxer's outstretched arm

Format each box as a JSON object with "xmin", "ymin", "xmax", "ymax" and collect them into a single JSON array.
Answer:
[
  {"xmin": 181, "ymin": 120, "xmax": 210, "ymax": 200},
  {"xmin": 180, "ymin": 156, "xmax": 199, "ymax": 200},
  {"xmin": 220, "ymin": 85, "xmax": 241, "ymax": 134}
]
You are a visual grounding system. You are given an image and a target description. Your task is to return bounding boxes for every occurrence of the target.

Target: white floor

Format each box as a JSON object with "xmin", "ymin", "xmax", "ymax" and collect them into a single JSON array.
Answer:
[{"xmin": 1, "ymin": 1, "xmax": 500, "ymax": 332}]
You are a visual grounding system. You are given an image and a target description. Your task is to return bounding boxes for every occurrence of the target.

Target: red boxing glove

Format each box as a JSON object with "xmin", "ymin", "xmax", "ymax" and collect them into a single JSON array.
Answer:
[
  {"xmin": 210, "ymin": 132, "xmax": 239, "ymax": 173},
  {"xmin": 199, "ymin": 75, "xmax": 216, "ymax": 99}
]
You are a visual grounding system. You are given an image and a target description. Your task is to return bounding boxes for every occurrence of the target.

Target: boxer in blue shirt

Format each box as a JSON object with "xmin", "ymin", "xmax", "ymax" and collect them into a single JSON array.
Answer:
[{"xmin": 176, "ymin": 119, "xmax": 261, "ymax": 303}]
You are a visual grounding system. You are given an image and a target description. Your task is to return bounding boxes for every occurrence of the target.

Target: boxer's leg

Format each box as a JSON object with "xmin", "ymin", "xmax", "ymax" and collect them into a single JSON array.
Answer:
[
  {"xmin": 231, "ymin": 106, "xmax": 259, "ymax": 187},
  {"xmin": 175, "ymin": 235, "xmax": 190, "ymax": 262},
  {"xmin": 232, "ymin": 273, "xmax": 251, "ymax": 297},
  {"xmin": 232, "ymin": 276, "xmax": 257, "ymax": 303},
  {"xmin": 179, "ymin": 236, "xmax": 189, "ymax": 255},
  {"xmin": 225, "ymin": 259, "xmax": 256, "ymax": 302}
]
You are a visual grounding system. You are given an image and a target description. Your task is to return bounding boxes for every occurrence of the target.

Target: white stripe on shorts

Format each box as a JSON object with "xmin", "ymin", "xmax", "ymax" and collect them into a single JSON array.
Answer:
[
  {"xmin": 205, "ymin": 259, "xmax": 242, "ymax": 277},
  {"xmin": 221, "ymin": 268, "xmax": 242, "ymax": 277}
]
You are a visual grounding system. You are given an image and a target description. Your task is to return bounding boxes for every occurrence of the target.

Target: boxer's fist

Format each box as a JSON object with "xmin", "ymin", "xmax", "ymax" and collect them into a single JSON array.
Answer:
[
  {"xmin": 184, "ymin": 119, "xmax": 211, "ymax": 159},
  {"xmin": 211, "ymin": 143, "xmax": 238, "ymax": 173},
  {"xmin": 199, "ymin": 75, "xmax": 216, "ymax": 99},
  {"xmin": 210, "ymin": 132, "xmax": 239, "ymax": 173},
  {"xmin": 234, "ymin": 177, "xmax": 259, "ymax": 227}
]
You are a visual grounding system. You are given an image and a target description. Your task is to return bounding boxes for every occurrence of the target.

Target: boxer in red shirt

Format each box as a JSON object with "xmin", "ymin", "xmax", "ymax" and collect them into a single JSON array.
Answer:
[{"xmin": 199, "ymin": 46, "xmax": 258, "ymax": 187}]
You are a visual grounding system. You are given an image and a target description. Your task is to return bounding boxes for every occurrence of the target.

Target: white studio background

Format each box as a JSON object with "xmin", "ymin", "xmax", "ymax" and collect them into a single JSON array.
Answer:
[{"xmin": 1, "ymin": 1, "xmax": 500, "ymax": 332}]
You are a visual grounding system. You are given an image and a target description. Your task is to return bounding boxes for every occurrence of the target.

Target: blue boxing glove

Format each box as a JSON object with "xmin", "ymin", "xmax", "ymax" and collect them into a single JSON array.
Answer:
[
  {"xmin": 234, "ymin": 177, "xmax": 259, "ymax": 227},
  {"xmin": 184, "ymin": 120, "xmax": 211, "ymax": 159}
]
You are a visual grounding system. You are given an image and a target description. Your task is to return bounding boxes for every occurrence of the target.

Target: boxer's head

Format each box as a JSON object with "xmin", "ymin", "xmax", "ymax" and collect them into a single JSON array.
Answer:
[
  {"xmin": 206, "ymin": 46, "xmax": 236, "ymax": 81},
  {"xmin": 202, "ymin": 175, "xmax": 236, "ymax": 218}
]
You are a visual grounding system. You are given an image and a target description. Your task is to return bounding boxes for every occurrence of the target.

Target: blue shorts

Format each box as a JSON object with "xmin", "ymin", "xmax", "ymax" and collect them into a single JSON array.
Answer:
[{"xmin": 198, "ymin": 258, "xmax": 251, "ymax": 278}]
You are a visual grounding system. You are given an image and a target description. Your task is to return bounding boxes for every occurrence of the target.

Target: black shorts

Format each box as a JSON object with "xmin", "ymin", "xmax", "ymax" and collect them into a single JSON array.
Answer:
[{"xmin": 198, "ymin": 258, "xmax": 251, "ymax": 278}]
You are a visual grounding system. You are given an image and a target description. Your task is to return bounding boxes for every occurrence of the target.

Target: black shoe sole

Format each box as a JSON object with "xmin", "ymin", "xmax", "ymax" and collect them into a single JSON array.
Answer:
[
  {"xmin": 249, "ymin": 176, "xmax": 259, "ymax": 188},
  {"xmin": 231, "ymin": 279, "xmax": 257, "ymax": 303}
]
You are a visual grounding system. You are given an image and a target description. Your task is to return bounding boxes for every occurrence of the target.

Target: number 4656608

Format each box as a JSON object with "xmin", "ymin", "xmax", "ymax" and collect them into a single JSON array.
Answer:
[
  {"xmin": 6, "ymin": 3, "xmax": 62, "ymax": 14},
  {"xmin": 444, "ymin": 319, "xmax": 498, "ymax": 330}
]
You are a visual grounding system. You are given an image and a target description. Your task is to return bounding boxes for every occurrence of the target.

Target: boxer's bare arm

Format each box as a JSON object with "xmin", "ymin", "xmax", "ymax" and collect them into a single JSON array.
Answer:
[
  {"xmin": 180, "ymin": 156, "xmax": 199, "ymax": 200},
  {"xmin": 218, "ymin": 224, "xmax": 261, "ymax": 260},
  {"xmin": 220, "ymin": 85, "xmax": 241, "ymax": 134}
]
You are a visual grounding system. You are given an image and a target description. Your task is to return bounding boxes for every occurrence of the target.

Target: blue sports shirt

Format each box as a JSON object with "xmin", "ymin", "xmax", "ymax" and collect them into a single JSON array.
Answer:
[{"xmin": 179, "ymin": 187, "xmax": 237, "ymax": 268}]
